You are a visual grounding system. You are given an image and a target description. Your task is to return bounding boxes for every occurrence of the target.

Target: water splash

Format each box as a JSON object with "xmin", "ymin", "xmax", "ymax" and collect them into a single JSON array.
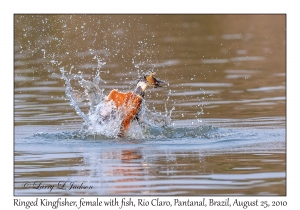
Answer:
[
  {"xmin": 31, "ymin": 125, "xmax": 220, "ymax": 141},
  {"xmin": 60, "ymin": 62, "xmax": 172, "ymax": 139},
  {"xmin": 58, "ymin": 62, "xmax": 216, "ymax": 140},
  {"xmin": 60, "ymin": 67, "xmax": 90, "ymax": 125}
]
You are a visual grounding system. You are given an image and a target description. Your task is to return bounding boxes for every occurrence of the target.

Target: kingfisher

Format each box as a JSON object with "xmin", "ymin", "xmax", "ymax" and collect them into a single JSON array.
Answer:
[{"xmin": 104, "ymin": 72, "xmax": 165, "ymax": 137}]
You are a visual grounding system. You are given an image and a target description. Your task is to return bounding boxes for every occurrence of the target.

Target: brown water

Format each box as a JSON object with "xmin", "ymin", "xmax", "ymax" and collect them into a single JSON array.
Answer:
[{"xmin": 14, "ymin": 14, "xmax": 286, "ymax": 195}]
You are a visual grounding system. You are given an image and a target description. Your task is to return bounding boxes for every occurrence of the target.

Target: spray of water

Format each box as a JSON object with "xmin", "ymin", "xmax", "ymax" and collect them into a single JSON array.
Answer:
[{"xmin": 60, "ymin": 62, "xmax": 172, "ymax": 139}]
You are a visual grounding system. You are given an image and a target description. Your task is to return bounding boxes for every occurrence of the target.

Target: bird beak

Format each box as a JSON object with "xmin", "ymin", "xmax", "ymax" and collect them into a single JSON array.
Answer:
[{"xmin": 154, "ymin": 78, "xmax": 166, "ymax": 88}]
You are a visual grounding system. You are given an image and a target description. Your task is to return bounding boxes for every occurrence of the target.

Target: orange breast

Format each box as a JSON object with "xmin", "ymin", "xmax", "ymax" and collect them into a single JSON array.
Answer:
[{"xmin": 106, "ymin": 89, "xmax": 143, "ymax": 136}]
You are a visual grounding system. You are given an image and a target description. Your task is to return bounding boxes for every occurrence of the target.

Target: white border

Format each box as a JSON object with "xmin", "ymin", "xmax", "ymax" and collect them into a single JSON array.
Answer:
[{"xmin": 4, "ymin": 0, "xmax": 298, "ymax": 208}]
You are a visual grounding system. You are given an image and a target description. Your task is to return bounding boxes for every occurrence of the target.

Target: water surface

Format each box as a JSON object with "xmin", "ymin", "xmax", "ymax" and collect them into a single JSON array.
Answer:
[{"xmin": 14, "ymin": 14, "xmax": 286, "ymax": 195}]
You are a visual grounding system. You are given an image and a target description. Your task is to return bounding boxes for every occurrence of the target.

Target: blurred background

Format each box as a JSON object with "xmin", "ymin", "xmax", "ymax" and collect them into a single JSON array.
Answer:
[
  {"xmin": 14, "ymin": 15, "xmax": 286, "ymax": 196},
  {"xmin": 14, "ymin": 14, "xmax": 286, "ymax": 127}
]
